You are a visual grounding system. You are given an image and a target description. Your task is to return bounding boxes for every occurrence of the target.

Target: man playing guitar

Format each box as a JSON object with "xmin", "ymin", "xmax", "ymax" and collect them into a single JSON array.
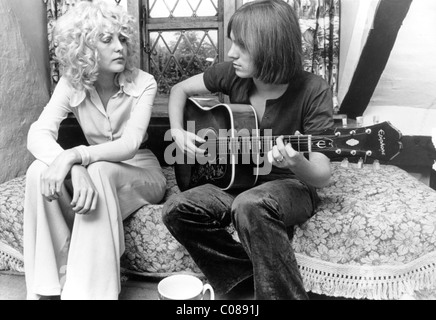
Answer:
[{"xmin": 163, "ymin": 0, "xmax": 334, "ymax": 300}]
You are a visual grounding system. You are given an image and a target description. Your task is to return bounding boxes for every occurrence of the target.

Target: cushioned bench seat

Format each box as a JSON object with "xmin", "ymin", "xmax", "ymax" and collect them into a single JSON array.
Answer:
[{"xmin": 2, "ymin": 163, "xmax": 436, "ymax": 299}]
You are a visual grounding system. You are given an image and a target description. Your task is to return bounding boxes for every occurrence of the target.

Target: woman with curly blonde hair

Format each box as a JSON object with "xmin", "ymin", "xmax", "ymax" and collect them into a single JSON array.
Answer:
[{"xmin": 23, "ymin": 1, "xmax": 166, "ymax": 300}]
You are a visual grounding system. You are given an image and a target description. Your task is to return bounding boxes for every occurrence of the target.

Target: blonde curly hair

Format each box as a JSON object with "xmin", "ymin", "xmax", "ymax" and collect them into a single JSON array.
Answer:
[{"xmin": 54, "ymin": 1, "xmax": 139, "ymax": 91}]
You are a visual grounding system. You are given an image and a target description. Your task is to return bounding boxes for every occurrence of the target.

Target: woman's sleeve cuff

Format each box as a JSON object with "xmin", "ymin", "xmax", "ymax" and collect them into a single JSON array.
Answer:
[{"xmin": 74, "ymin": 145, "xmax": 91, "ymax": 166}]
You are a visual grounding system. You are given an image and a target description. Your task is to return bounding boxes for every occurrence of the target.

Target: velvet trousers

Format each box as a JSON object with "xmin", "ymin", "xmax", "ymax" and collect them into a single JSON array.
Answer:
[{"xmin": 163, "ymin": 174, "xmax": 319, "ymax": 300}]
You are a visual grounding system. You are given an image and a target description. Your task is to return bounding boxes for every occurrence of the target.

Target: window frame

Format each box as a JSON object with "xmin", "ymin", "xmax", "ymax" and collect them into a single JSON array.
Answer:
[
  {"xmin": 137, "ymin": 0, "xmax": 239, "ymax": 108},
  {"xmin": 143, "ymin": 2, "xmax": 225, "ymax": 66}
]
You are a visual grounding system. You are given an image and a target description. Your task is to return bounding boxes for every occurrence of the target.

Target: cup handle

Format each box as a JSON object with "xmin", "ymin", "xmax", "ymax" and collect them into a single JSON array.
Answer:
[{"xmin": 203, "ymin": 284, "xmax": 215, "ymax": 300}]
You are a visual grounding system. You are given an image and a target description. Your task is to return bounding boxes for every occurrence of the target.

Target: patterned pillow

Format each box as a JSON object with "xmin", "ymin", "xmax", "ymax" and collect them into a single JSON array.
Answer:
[
  {"xmin": 293, "ymin": 163, "xmax": 436, "ymax": 300},
  {"xmin": 120, "ymin": 166, "xmax": 239, "ymax": 277},
  {"xmin": 0, "ymin": 176, "xmax": 25, "ymax": 273},
  {"xmin": 120, "ymin": 167, "xmax": 203, "ymax": 276},
  {"xmin": 2, "ymin": 164, "xmax": 436, "ymax": 300},
  {"xmin": 0, "ymin": 168, "xmax": 203, "ymax": 276}
]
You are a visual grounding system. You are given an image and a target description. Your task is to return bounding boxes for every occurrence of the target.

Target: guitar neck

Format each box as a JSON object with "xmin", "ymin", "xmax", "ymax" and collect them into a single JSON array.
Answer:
[
  {"xmin": 260, "ymin": 135, "xmax": 313, "ymax": 153},
  {"xmin": 213, "ymin": 135, "xmax": 316, "ymax": 154},
  {"xmin": 184, "ymin": 98, "xmax": 403, "ymax": 162}
]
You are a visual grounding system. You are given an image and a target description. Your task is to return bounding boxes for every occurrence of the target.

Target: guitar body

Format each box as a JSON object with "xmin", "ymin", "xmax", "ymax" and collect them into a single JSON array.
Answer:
[{"xmin": 175, "ymin": 98, "xmax": 260, "ymax": 191}]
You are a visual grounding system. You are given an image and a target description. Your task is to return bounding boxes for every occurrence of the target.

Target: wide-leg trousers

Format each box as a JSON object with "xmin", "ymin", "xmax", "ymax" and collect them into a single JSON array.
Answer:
[
  {"xmin": 163, "ymin": 175, "xmax": 319, "ymax": 300},
  {"xmin": 23, "ymin": 150, "xmax": 166, "ymax": 300}
]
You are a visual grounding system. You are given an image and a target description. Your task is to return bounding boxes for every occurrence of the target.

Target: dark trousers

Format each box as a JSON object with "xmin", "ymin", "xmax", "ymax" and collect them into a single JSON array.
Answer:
[{"xmin": 162, "ymin": 176, "xmax": 319, "ymax": 300}]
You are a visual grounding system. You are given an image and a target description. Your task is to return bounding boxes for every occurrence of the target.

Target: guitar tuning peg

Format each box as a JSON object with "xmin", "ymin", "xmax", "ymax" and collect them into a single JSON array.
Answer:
[
  {"xmin": 357, "ymin": 158, "xmax": 364, "ymax": 169},
  {"xmin": 341, "ymin": 158, "xmax": 349, "ymax": 168},
  {"xmin": 373, "ymin": 115, "xmax": 380, "ymax": 124},
  {"xmin": 342, "ymin": 117, "xmax": 348, "ymax": 128}
]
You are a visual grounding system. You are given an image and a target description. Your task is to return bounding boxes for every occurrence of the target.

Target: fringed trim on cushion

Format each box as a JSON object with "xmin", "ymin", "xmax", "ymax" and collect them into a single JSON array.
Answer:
[
  {"xmin": 296, "ymin": 252, "xmax": 436, "ymax": 300},
  {"xmin": 0, "ymin": 242, "xmax": 24, "ymax": 273}
]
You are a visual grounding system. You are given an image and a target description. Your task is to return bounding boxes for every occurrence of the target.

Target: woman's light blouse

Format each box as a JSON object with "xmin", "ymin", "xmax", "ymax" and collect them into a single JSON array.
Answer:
[{"xmin": 27, "ymin": 69, "xmax": 157, "ymax": 166}]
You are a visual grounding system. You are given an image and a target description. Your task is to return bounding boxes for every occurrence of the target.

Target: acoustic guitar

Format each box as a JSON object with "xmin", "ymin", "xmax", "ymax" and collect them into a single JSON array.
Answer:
[{"xmin": 172, "ymin": 97, "xmax": 403, "ymax": 192}]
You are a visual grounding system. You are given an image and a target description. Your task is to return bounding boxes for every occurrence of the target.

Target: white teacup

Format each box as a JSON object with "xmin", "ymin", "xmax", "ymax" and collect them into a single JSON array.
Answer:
[{"xmin": 158, "ymin": 274, "xmax": 215, "ymax": 300}]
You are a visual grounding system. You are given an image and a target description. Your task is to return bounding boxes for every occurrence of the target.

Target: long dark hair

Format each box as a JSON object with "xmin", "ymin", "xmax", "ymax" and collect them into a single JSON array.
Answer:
[{"xmin": 228, "ymin": 0, "xmax": 303, "ymax": 84}]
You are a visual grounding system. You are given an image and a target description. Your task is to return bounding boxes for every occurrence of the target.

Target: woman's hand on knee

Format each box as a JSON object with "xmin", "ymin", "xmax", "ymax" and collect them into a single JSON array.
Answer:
[
  {"xmin": 70, "ymin": 165, "xmax": 98, "ymax": 215},
  {"xmin": 41, "ymin": 169, "xmax": 63, "ymax": 202},
  {"xmin": 41, "ymin": 149, "xmax": 81, "ymax": 202}
]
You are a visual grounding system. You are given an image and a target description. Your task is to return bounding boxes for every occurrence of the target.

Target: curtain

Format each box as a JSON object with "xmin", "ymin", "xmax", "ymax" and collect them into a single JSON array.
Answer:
[
  {"xmin": 244, "ymin": 0, "xmax": 341, "ymax": 111},
  {"xmin": 296, "ymin": 0, "xmax": 341, "ymax": 112}
]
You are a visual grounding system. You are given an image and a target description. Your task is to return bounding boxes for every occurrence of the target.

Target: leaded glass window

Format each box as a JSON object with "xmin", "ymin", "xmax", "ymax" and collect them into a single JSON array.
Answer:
[
  {"xmin": 143, "ymin": 0, "xmax": 223, "ymax": 97},
  {"xmin": 148, "ymin": 0, "xmax": 219, "ymax": 18},
  {"xmin": 142, "ymin": 0, "xmax": 339, "ymax": 105}
]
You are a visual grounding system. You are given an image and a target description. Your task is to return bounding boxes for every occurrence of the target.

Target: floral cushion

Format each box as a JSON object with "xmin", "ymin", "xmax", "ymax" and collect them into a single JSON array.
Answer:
[
  {"xmin": 1, "ymin": 164, "xmax": 436, "ymax": 300},
  {"xmin": 0, "ymin": 176, "xmax": 25, "ymax": 273},
  {"xmin": 120, "ymin": 167, "xmax": 202, "ymax": 276},
  {"xmin": 293, "ymin": 163, "xmax": 436, "ymax": 300}
]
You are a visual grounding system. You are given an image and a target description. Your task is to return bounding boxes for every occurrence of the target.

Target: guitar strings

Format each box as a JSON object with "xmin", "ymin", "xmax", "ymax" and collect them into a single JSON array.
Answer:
[
  {"xmin": 203, "ymin": 131, "xmax": 368, "ymax": 143},
  {"xmin": 201, "ymin": 138, "xmax": 319, "ymax": 155},
  {"xmin": 197, "ymin": 132, "xmax": 367, "ymax": 155}
]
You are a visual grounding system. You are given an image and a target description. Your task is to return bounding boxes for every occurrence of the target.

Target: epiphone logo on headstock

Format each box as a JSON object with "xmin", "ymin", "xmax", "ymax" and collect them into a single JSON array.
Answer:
[
  {"xmin": 378, "ymin": 130, "xmax": 387, "ymax": 156},
  {"xmin": 316, "ymin": 140, "xmax": 327, "ymax": 149}
]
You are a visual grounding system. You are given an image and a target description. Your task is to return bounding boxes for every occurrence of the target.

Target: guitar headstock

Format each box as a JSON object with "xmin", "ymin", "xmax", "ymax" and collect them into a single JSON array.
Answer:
[{"xmin": 313, "ymin": 121, "xmax": 403, "ymax": 162}]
